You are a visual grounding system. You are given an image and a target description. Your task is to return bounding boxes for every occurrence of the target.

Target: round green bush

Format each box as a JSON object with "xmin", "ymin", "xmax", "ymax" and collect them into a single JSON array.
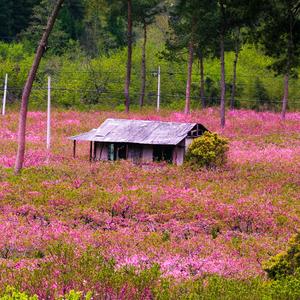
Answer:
[
  {"xmin": 263, "ymin": 233, "xmax": 300, "ymax": 279},
  {"xmin": 185, "ymin": 131, "xmax": 229, "ymax": 168}
]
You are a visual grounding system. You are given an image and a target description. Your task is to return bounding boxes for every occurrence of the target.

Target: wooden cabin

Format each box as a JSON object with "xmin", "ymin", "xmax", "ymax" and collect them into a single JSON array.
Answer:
[{"xmin": 70, "ymin": 119, "xmax": 208, "ymax": 165}]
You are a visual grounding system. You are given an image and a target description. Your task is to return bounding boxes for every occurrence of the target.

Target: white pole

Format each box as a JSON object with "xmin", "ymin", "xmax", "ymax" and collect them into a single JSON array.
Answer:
[
  {"xmin": 157, "ymin": 66, "xmax": 161, "ymax": 112},
  {"xmin": 46, "ymin": 76, "xmax": 51, "ymax": 150},
  {"xmin": 2, "ymin": 74, "xmax": 8, "ymax": 116}
]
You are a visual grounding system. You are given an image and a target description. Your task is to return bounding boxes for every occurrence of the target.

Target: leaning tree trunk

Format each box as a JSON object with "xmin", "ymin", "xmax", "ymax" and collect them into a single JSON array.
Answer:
[
  {"xmin": 230, "ymin": 33, "xmax": 240, "ymax": 110},
  {"xmin": 14, "ymin": 0, "xmax": 64, "ymax": 174},
  {"xmin": 124, "ymin": 0, "xmax": 132, "ymax": 113},
  {"xmin": 198, "ymin": 50, "xmax": 205, "ymax": 108},
  {"xmin": 220, "ymin": 32, "xmax": 226, "ymax": 128},
  {"xmin": 281, "ymin": 73, "xmax": 289, "ymax": 120},
  {"xmin": 139, "ymin": 20, "xmax": 147, "ymax": 108},
  {"xmin": 185, "ymin": 40, "xmax": 194, "ymax": 114}
]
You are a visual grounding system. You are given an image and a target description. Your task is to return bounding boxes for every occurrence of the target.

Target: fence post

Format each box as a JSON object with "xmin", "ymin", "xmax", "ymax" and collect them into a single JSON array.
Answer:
[
  {"xmin": 2, "ymin": 74, "xmax": 8, "ymax": 116},
  {"xmin": 157, "ymin": 66, "xmax": 161, "ymax": 112},
  {"xmin": 47, "ymin": 76, "xmax": 51, "ymax": 150}
]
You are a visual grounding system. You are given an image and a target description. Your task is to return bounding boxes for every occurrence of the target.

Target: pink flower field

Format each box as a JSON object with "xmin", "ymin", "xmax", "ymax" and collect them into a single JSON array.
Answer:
[{"xmin": 0, "ymin": 108, "xmax": 299, "ymax": 298}]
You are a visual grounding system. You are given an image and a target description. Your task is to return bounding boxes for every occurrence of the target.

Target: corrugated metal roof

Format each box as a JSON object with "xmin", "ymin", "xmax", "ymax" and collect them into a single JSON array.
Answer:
[{"xmin": 70, "ymin": 118, "xmax": 207, "ymax": 145}]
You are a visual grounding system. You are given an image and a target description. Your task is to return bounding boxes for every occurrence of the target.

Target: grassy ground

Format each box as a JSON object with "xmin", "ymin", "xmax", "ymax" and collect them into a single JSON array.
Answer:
[{"xmin": 0, "ymin": 108, "xmax": 299, "ymax": 298}]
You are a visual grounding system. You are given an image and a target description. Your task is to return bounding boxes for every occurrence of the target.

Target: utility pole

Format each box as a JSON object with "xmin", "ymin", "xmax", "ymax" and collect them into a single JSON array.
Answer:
[
  {"xmin": 47, "ymin": 76, "xmax": 51, "ymax": 150},
  {"xmin": 2, "ymin": 74, "xmax": 8, "ymax": 116},
  {"xmin": 157, "ymin": 66, "xmax": 161, "ymax": 112}
]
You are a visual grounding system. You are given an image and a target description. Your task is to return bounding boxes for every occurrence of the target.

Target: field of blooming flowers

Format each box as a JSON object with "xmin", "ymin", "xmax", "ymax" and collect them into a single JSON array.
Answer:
[{"xmin": 0, "ymin": 108, "xmax": 299, "ymax": 299}]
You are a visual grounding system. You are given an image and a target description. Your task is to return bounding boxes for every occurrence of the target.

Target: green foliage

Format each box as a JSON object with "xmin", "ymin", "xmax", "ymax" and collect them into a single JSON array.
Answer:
[
  {"xmin": 4, "ymin": 275, "xmax": 300, "ymax": 300},
  {"xmin": 204, "ymin": 77, "xmax": 220, "ymax": 106},
  {"xmin": 21, "ymin": 0, "xmax": 71, "ymax": 55},
  {"xmin": 0, "ymin": 0, "xmax": 40, "ymax": 41},
  {"xmin": 255, "ymin": 0, "xmax": 300, "ymax": 76},
  {"xmin": 0, "ymin": 39, "xmax": 300, "ymax": 110},
  {"xmin": 251, "ymin": 77, "xmax": 272, "ymax": 111},
  {"xmin": 0, "ymin": 286, "xmax": 38, "ymax": 300},
  {"xmin": 267, "ymin": 273, "xmax": 300, "ymax": 300},
  {"xmin": 155, "ymin": 275, "xmax": 300, "ymax": 299},
  {"xmin": 263, "ymin": 233, "xmax": 300, "ymax": 279},
  {"xmin": 162, "ymin": 230, "xmax": 171, "ymax": 242},
  {"xmin": 59, "ymin": 290, "xmax": 92, "ymax": 300},
  {"xmin": 185, "ymin": 132, "xmax": 229, "ymax": 169},
  {"xmin": 164, "ymin": 0, "xmax": 218, "ymax": 61},
  {"xmin": 211, "ymin": 225, "xmax": 221, "ymax": 239},
  {"xmin": 0, "ymin": 242, "xmax": 163, "ymax": 299}
]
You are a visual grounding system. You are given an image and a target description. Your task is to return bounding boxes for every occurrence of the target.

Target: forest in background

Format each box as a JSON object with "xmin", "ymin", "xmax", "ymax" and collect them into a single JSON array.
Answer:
[{"xmin": 0, "ymin": 0, "xmax": 299, "ymax": 112}]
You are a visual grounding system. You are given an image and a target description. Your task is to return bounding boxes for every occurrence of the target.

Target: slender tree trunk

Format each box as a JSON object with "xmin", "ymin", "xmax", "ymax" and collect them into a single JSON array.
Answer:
[
  {"xmin": 14, "ymin": 0, "xmax": 64, "ymax": 174},
  {"xmin": 220, "ymin": 32, "xmax": 226, "ymax": 127},
  {"xmin": 281, "ymin": 4, "xmax": 293, "ymax": 121},
  {"xmin": 199, "ymin": 51, "xmax": 205, "ymax": 108},
  {"xmin": 281, "ymin": 73, "xmax": 289, "ymax": 120},
  {"xmin": 185, "ymin": 40, "xmax": 194, "ymax": 114},
  {"xmin": 124, "ymin": 0, "xmax": 132, "ymax": 113},
  {"xmin": 230, "ymin": 34, "xmax": 240, "ymax": 110},
  {"xmin": 139, "ymin": 20, "xmax": 147, "ymax": 108}
]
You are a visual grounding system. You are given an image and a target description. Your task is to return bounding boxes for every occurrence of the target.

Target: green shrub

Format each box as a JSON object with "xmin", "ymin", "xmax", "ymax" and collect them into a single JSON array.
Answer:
[
  {"xmin": 185, "ymin": 132, "xmax": 229, "ymax": 169},
  {"xmin": 0, "ymin": 286, "xmax": 38, "ymax": 300},
  {"xmin": 263, "ymin": 233, "xmax": 300, "ymax": 279},
  {"xmin": 59, "ymin": 290, "xmax": 92, "ymax": 300},
  {"xmin": 267, "ymin": 273, "xmax": 300, "ymax": 300}
]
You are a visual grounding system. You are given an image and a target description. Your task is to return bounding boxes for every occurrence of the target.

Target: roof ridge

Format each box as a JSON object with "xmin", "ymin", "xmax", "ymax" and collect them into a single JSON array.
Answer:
[{"xmin": 100, "ymin": 118, "xmax": 197, "ymax": 125}]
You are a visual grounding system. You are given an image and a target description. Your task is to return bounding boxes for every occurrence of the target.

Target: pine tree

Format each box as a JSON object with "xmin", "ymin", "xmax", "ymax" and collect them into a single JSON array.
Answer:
[
  {"xmin": 165, "ymin": 0, "xmax": 218, "ymax": 114},
  {"xmin": 256, "ymin": 0, "xmax": 300, "ymax": 120},
  {"xmin": 22, "ymin": 0, "xmax": 69, "ymax": 54}
]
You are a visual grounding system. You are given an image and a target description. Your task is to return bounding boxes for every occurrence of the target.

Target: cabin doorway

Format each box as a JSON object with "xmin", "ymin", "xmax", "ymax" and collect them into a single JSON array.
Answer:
[{"xmin": 153, "ymin": 145, "xmax": 173, "ymax": 163}]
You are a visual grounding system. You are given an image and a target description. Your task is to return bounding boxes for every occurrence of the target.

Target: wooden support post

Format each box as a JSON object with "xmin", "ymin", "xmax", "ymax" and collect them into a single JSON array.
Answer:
[
  {"xmin": 93, "ymin": 142, "xmax": 97, "ymax": 161},
  {"xmin": 89, "ymin": 141, "xmax": 93, "ymax": 162},
  {"xmin": 100, "ymin": 143, "xmax": 104, "ymax": 161},
  {"xmin": 73, "ymin": 140, "xmax": 76, "ymax": 158},
  {"xmin": 126, "ymin": 144, "xmax": 129, "ymax": 159},
  {"xmin": 173, "ymin": 147, "xmax": 177, "ymax": 165}
]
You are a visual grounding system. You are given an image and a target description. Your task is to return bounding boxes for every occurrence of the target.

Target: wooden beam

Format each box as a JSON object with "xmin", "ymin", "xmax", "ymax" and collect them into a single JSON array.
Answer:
[
  {"xmin": 93, "ymin": 142, "xmax": 96, "ymax": 161},
  {"xmin": 73, "ymin": 140, "xmax": 76, "ymax": 158},
  {"xmin": 99, "ymin": 143, "xmax": 104, "ymax": 161},
  {"xmin": 89, "ymin": 141, "xmax": 93, "ymax": 162},
  {"xmin": 173, "ymin": 147, "xmax": 177, "ymax": 165},
  {"xmin": 126, "ymin": 144, "xmax": 129, "ymax": 159}
]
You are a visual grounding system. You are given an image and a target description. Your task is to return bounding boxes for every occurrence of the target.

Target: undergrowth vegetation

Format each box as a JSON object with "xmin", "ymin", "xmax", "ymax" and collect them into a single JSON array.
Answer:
[
  {"xmin": 0, "ymin": 108, "xmax": 299, "ymax": 298},
  {"xmin": 1, "ymin": 41, "xmax": 300, "ymax": 111}
]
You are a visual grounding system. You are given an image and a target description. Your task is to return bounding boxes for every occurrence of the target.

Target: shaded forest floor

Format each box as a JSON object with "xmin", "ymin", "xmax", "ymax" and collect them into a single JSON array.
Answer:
[{"xmin": 0, "ymin": 108, "xmax": 299, "ymax": 298}]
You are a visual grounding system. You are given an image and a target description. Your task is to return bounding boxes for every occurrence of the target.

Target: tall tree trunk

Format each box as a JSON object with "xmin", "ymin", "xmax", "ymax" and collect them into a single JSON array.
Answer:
[
  {"xmin": 230, "ymin": 32, "xmax": 240, "ymax": 110},
  {"xmin": 220, "ymin": 32, "xmax": 226, "ymax": 128},
  {"xmin": 139, "ymin": 20, "xmax": 147, "ymax": 108},
  {"xmin": 281, "ymin": 73, "xmax": 289, "ymax": 120},
  {"xmin": 14, "ymin": 0, "xmax": 64, "ymax": 174},
  {"xmin": 124, "ymin": 0, "xmax": 132, "ymax": 113},
  {"xmin": 185, "ymin": 40, "xmax": 194, "ymax": 114},
  {"xmin": 198, "ymin": 50, "xmax": 205, "ymax": 108}
]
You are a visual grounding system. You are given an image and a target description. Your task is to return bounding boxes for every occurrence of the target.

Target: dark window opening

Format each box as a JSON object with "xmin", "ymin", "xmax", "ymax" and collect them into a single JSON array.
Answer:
[
  {"xmin": 130, "ymin": 146, "xmax": 142, "ymax": 163},
  {"xmin": 153, "ymin": 146, "xmax": 173, "ymax": 163},
  {"xmin": 116, "ymin": 144, "xmax": 127, "ymax": 160},
  {"xmin": 187, "ymin": 124, "xmax": 207, "ymax": 138},
  {"xmin": 108, "ymin": 143, "xmax": 127, "ymax": 161}
]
